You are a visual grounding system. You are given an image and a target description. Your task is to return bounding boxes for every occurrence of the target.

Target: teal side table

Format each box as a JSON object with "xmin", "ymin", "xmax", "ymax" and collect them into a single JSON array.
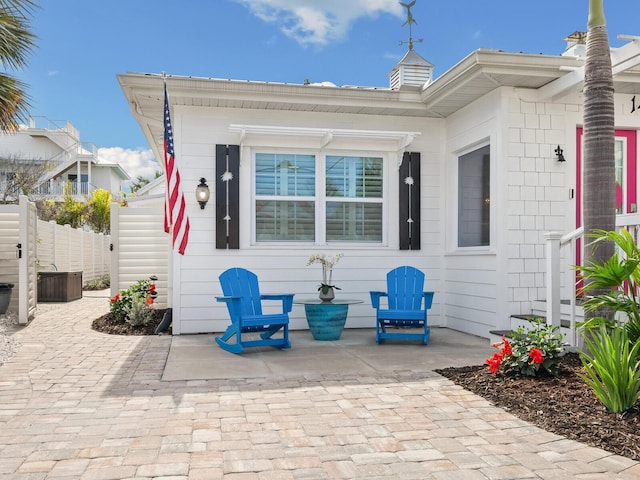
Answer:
[{"xmin": 295, "ymin": 299, "xmax": 363, "ymax": 341}]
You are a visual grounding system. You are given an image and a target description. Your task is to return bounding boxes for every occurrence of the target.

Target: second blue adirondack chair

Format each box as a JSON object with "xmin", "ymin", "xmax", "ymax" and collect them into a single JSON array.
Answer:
[
  {"xmin": 370, "ymin": 266, "xmax": 434, "ymax": 344},
  {"xmin": 215, "ymin": 267, "xmax": 294, "ymax": 354}
]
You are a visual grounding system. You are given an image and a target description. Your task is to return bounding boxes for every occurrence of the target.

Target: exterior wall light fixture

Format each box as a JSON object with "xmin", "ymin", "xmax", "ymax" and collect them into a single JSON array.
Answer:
[
  {"xmin": 555, "ymin": 145, "xmax": 565, "ymax": 162},
  {"xmin": 195, "ymin": 178, "xmax": 210, "ymax": 209}
]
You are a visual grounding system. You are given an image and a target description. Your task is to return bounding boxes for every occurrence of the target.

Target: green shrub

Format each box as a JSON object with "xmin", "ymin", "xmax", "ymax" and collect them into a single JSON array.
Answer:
[
  {"xmin": 579, "ymin": 228, "xmax": 640, "ymax": 345},
  {"xmin": 578, "ymin": 323, "xmax": 640, "ymax": 413},
  {"xmin": 109, "ymin": 277, "xmax": 157, "ymax": 323},
  {"xmin": 486, "ymin": 317, "xmax": 565, "ymax": 377},
  {"xmin": 84, "ymin": 274, "xmax": 110, "ymax": 290},
  {"xmin": 124, "ymin": 295, "xmax": 153, "ymax": 327}
]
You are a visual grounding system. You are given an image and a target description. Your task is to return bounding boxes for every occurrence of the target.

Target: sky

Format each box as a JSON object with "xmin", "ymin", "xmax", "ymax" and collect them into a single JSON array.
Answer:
[{"xmin": 15, "ymin": 0, "xmax": 640, "ymax": 183}]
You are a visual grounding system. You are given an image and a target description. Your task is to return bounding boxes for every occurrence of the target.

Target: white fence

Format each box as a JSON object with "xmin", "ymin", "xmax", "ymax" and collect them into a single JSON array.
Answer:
[
  {"xmin": 0, "ymin": 196, "xmax": 38, "ymax": 323},
  {"xmin": 0, "ymin": 196, "xmax": 110, "ymax": 322},
  {"xmin": 36, "ymin": 220, "xmax": 110, "ymax": 280},
  {"xmin": 110, "ymin": 200, "xmax": 168, "ymax": 307}
]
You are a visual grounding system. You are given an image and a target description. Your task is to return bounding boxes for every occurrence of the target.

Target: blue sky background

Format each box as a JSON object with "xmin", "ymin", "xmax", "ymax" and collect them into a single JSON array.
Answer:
[{"xmin": 16, "ymin": 0, "xmax": 640, "ymax": 180}]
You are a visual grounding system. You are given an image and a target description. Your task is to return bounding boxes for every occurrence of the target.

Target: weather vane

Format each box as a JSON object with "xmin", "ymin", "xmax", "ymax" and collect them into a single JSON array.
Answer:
[{"xmin": 399, "ymin": 0, "xmax": 423, "ymax": 50}]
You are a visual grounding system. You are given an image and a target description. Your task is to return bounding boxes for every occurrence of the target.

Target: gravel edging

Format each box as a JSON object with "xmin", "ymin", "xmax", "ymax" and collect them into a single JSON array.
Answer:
[{"xmin": 0, "ymin": 312, "xmax": 21, "ymax": 365}]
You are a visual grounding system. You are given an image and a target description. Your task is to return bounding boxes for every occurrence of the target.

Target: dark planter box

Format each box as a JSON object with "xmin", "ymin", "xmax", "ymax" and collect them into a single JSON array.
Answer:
[{"xmin": 38, "ymin": 272, "xmax": 83, "ymax": 302}]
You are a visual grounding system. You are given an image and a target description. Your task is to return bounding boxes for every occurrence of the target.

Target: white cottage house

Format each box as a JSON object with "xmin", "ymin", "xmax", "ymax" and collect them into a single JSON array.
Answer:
[
  {"xmin": 0, "ymin": 117, "xmax": 130, "ymax": 202},
  {"xmin": 116, "ymin": 32, "xmax": 640, "ymax": 341}
]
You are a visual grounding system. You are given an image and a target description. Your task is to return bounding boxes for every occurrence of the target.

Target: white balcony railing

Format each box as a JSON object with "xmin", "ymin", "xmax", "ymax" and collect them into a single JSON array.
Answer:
[{"xmin": 33, "ymin": 181, "xmax": 94, "ymax": 197}]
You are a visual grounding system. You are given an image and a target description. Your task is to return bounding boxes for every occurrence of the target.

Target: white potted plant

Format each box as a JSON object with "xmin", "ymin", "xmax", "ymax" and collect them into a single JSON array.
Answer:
[{"xmin": 307, "ymin": 253, "xmax": 343, "ymax": 302}]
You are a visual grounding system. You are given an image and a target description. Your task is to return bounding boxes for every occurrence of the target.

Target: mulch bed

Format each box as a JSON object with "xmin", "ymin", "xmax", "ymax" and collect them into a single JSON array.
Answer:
[
  {"xmin": 91, "ymin": 309, "xmax": 169, "ymax": 336},
  {"xmin": 436, "ymin": 353, "xmax": 640, "ymax": 461}
]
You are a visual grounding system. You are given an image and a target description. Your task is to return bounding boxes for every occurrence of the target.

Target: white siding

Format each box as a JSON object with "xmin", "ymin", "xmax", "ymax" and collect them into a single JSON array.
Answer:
[
  {"xmin": 443, "ymin": 89, "xmax": 504, "ymax": 335},
  {"xmin": 111, "ymin": 202, "xmax": 169, "ymax": 308},
  {"xmin": 168, "ymin": 107, "xmax": 445, "ymax": 335},
  {"xmin": 505, "ymin": 90, "xmax": 578, "ymax": 319}
]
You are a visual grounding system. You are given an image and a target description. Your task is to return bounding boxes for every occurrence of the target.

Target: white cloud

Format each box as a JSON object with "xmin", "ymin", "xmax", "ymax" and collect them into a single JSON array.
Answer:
[
  {"xmin": 234, "ymin": 0, "xmax": 403, "ymax": 46},
  {"xmin": 98, "ymin": 147, "xmax": 161, "ymax": 186}
]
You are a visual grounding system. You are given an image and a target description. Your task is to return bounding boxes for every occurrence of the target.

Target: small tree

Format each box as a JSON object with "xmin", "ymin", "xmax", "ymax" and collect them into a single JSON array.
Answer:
[
  {"xmin": 86, "ymin": 188, "xmax": 111, "ymax": 234},
  {"xmin": 130, "ymin": 171, "xmax": 162, "ymax": 193},
  {"xmin": 54, "ymin": 181, "xmax": 87, "ymax": 228},
  {"xmin": 0, "ymin": 153, "xmax": 52, "ymax": 202}
]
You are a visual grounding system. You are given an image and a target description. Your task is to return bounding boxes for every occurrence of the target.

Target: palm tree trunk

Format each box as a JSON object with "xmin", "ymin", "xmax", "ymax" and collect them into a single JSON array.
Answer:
[{"xmin": 582, "ymin": 0, "xmax": 615, "ymax": 319}]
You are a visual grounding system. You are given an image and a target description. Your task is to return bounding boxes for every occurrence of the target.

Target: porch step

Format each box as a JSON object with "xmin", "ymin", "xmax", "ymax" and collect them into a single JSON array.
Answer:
[
  {"xmin": 488, "ymin": 313, "xmax": 573, "ymax": 346},
  {"xmin": 510, "ymin": 314, "xmax": 570, "ymax": 329}
]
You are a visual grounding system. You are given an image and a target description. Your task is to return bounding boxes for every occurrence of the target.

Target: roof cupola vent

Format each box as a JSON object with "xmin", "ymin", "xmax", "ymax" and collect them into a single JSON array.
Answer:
[{"xmin": 389, "ymin": 1, "xmax": 434, "ymax": 89}]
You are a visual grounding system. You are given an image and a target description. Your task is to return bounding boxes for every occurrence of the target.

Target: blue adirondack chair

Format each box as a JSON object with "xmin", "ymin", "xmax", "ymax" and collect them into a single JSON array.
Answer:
[
  {"xmin": 215, "ymin": 268, "xmax": 294, "ymax": 354},
  {"xmin": 370, "ymin": 266, "xmax": 434, "ymax": 344}
]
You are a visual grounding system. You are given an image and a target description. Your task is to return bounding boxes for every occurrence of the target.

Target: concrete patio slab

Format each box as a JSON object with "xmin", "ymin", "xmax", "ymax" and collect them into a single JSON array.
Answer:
[{"xmin": 162, "ymin": 327, "xmax": 494, "ymax": 381}]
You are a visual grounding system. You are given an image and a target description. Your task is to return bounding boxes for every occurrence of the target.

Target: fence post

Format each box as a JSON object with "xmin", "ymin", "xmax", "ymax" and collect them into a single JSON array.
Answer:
[
  {"xmin": 18, "ymin": 196, "xmax": 28, "ymax": 324},
  {"xmin": 50, "ymin": 220, "xmax": 57, "ymax": 270},
  {"xmin": 110, "ymin": 203, "xmax": 119, "ymax": 299}
]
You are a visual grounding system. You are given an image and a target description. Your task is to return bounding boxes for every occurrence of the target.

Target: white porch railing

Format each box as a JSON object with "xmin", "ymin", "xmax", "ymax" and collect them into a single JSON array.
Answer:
[
  {"xmin": 32, "ymin": 181, "xmax": 96, "ymax": 198},
  {"xmin": 545, "ymin": 213, "xmax": 640, "ymax": 346}
]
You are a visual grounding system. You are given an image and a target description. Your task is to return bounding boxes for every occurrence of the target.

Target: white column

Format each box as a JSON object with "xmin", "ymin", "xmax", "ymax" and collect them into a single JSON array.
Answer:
[{"xmin": 545, "ymin": 231, "xmax": 563, "ymax": 329}]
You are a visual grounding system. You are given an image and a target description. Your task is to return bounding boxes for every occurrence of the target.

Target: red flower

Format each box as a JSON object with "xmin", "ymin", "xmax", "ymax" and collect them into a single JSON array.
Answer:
[
  {"xmin": 529, "ymin": 348, "xmax": 544, "ymax": 364},
  {"xmin": 492, "ymin": 335, "xmax": 512, "ymax": 356},
  {"xmin": 147, "ymin": 296, "xmax": 154, "ymax": 305},
  {"xmin": 149, "ymin": 284, "xmax": 156, "ymax": 292},
  {"xmin": 485, "ymin": 352, "xmax": 504, "ymax": 374},
  {"xmin": 502, "ymin": 337, "xmax": 512, "ymax": 356},
  {"xmin": 110, "ymin": 294, "xmax": 120, "ymax": 303}
]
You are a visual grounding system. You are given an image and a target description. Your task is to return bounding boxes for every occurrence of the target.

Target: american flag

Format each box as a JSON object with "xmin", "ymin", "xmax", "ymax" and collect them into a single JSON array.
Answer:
[{"xmin": 163, "ymin": 82, "xmax": 190, "ymax": 255}]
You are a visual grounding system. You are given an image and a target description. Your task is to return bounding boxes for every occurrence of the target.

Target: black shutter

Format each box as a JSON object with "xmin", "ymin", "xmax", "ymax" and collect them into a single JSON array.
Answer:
[
  {"xmin": 216, "ymin": 144, "xmax": 240, "ymax": 249},
  {"xmin": 399, "ymin": 152, "xmax": 421, "ymax": 250}
]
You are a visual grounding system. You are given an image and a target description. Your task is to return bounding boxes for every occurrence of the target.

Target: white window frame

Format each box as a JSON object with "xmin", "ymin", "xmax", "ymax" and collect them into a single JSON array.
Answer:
[
  {"xmin": 448, "ymin": 140, "xmax": 494, "ymax": 252},
  {"xmin": 251, "ymin": 148, "xmax": 388, "ymax": 246}
]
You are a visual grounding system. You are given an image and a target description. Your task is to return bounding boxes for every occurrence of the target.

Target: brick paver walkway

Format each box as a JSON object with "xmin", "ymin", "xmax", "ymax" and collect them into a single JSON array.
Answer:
[{"xmin": 1, "ymin": 292, "xmax": 639, "ymax": 479}]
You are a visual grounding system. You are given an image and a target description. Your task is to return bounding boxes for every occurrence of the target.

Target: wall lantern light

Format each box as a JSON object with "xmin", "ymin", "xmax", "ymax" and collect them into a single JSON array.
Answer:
[
  {"xmin": 195, "ymin": 178, "xmax": 210, "ymax": 209},
  {"xmin": 555, "ymin": 145, "xmax": 565, "ymax": 162}
]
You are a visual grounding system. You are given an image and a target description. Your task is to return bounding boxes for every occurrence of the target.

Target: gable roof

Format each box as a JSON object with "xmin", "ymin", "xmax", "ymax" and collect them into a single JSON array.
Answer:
[
  {"xmin": 47, "ymin": 156, "xmax": 130, "ymax": 181},
  {"xmin": 118, "ymin": 36, "xmax": 640, "ymax": 163}
]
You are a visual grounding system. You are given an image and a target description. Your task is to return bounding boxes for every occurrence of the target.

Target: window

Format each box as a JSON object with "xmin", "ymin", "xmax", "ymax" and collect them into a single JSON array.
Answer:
[
  {"xmin": 255, "ymin": 152, "xmax": 384, "ymax": 243},
  {"xmin": 255, "ymin": 153, "xmax": 315, "ymax": 242},
  {"xmin": 326, "ymin": 155, "xmax": 383, "ymax": 242},
  {"xmin": 68, "ymin": 174, "xmax": 89, "ymax": 195},
  {"xmin": 615, "ymin": 138, "xmax": 624, "ymax": 214},
  {"xmin": 458, "ymin": 145, "xmax": 490, "ymax": 247}
]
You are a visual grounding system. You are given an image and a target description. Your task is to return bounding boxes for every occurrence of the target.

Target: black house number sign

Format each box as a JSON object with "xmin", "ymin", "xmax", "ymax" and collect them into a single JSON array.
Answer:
[{"xmin": 632, "ymin": 95, "xmax": 640, "ymax": 114}]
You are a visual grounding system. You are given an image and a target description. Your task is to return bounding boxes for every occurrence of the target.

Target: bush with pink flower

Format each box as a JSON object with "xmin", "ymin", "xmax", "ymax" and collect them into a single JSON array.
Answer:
[{"xmin": 486, "ymin": 317, "xmax": 565, "ymax": 377}]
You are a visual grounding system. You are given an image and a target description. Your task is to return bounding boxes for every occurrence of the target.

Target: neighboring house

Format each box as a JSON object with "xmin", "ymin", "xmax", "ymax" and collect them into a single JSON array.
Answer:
[
  {"xmin": 0, "ymin": 116, "xmax": 130, "ymax": 201},
  {"xmin": 116, "ymin": 32, "xmax": 640, "ymax": 340}
]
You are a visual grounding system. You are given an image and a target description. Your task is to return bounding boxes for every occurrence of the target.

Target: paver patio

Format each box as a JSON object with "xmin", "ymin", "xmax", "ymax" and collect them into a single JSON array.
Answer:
[{"xmin": 1, "ymin": 291, "xmax": 639, "ymax": 479}]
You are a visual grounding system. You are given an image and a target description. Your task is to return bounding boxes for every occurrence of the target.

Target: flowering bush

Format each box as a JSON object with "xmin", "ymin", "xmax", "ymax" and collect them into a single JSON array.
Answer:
[
  {"xmin": 307, "ymin": 253, "xmax": 343, "ymax": 293},
  {"xmin": 486, "ymin": 317, "xmax": 565, "ymax": 377},
  {"xmin": 109, "ymin": 276, "xmax": 157, "ymax": 326}
]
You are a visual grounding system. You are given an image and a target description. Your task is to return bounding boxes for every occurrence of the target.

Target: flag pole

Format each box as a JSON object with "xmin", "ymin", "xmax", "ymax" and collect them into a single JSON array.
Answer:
[{"xmin": 162, "ymin": 73, "xmax": 190, "ymax": 255}]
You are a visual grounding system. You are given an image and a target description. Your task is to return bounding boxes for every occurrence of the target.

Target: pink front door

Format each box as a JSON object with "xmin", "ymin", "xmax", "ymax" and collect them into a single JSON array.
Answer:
[
  {"xmin": 576, "ymin": 128, "xmax": 638, "ymax": 229},
  {"xmin": 575, "ymin": 129, "xmax": 637, "ymax": 290}
]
